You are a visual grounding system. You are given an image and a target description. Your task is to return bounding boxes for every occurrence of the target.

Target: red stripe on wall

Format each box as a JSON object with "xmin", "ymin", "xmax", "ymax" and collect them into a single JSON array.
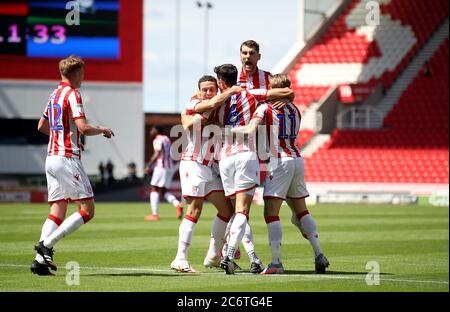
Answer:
[{"xmin": 0, "ymin": 3, "xmax": 29, "ymax": 16}]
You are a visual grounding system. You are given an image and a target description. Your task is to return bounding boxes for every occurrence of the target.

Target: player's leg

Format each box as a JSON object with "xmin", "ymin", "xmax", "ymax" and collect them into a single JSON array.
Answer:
[
  {"xmin": 259, "ymin": 158, "xmax": 293, "ymax": 275},
  {"xmin": 35, "ymin": 156, "xmax": 94, "ymax": 271},
  {"xmin": 231, "ymin": 152, "xmax": 263, "ymax": 273},
  {"xmin": 161, "ymin": 187, "xmax": 183, "ymax": 220},
  {"xmin": 171, "ymin": 160, "xmax": 208, "ymax": 272},
  {"xmin": 242, "ymin": 220, "xmax": 263, "ymax": 272},
  {"xmin": 171, "ymin": 197, "xmax": 202, "ymax": 273},
  {"xmin": 36, "ymin": 198, "xmax": 94, "ymax": 271},
  {"xmin": 217, "ymin": 156, "xmax": 236, "ymax": 260},
  {"xmin": 286, "ymin": 157, "xmax": 329, "ymax": 273},
  {"xmin": 220, "ymin": 199, "xmax": 240, "ymax": 259},
  {"xmin": 287, "ymin": 197, "xmax": 329, "ymax": 272},
  {"xmin": 221, "ymin": 191, "xmax": 254, "ymax": 274},
  {"xmin": 162, "ymin": 168, "xmax": 183, "ymax": 219},
  {"xmin": 261, "ymin": 198, "xmax": 284, "ymax": 274},
  {"xmin": 145, "ymin": 185, "xmax": 161, "ymax": 220},
  {"xmin": 31, "ymin": 201, "xmax": 68, "ymax": 275},
  {"xmin": 146, "ymin": 167, "xmax": 164, "ymax": 220},
  {"xmin": 204, "ymin": 191, "xmax": 233, "ymax": 267}
]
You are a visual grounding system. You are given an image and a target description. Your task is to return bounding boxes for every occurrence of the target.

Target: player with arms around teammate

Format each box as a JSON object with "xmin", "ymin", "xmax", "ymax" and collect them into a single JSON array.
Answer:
[
  {"xmin": 232, "ymin": 74, "xmax": 329, "ymax": 274},
  {"xmin": 170, "ymin": 76, "xmax": 240, "ymax": 272},
  {"xmin": 218, "ymin": 39, "xmax": 273, "ymax": 266},
  {"xmin": 144, "ymin": 126, "xmax": 183, "ymax": 221},
  {"xmin": 31, "ymin": 55, "xmax": 114, "ymax": 275},
  {"xmin": 210, "ymin": 64, "xmax": 294, "ymax": 274}
]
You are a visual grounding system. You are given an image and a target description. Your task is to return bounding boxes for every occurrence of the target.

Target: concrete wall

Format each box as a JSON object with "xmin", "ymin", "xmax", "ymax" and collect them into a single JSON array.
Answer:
[{"xmin": 0, "ymin": 80, "xmax": 143, "ymax": 178}]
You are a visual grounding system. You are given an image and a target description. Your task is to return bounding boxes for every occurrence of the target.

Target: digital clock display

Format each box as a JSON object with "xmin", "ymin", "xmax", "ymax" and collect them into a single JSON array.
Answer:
[{"xmin": 0, "ymin": 0, "xmax": 120, "ymax": 59}]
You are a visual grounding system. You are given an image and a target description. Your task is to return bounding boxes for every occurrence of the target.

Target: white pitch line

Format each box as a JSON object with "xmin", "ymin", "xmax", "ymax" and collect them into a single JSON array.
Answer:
[{"xmin": 1, "ymin": 264, "xmax": 448, "ymax": 285}]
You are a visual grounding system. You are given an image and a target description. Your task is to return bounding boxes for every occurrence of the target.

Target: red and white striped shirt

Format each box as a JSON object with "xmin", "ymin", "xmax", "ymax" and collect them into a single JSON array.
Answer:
[
  {"xmin": 212, "ymin": 89, "xmax": 268, "ymax": 158},
  {"xmin": 153, "ymin": 134, "xmax": 173, "ymax": 168},
  {"xmin": 181, "ymin": 99, "xmax": 216, "ymax": 166},
  {"xmin": 43, "ymin": 82, "xmax": 86, "ymax": 159},
  {"xmin": 252, "ymin": 102, "xmax": 302, "ymax": 158},
  {"xmin": 239, "ymin": 67, "xmax": 272, "ymax": 90}
]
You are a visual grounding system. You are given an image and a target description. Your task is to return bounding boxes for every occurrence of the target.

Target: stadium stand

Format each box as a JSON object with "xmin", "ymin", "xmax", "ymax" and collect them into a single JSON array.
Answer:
[
  {"xmin": 291, "ymin": 0, "xmax": 448, "ymax": 152},
  {"xmin": 290, "ymin": 0, "xmax": 448, "ymax": 107},
  {"xmin": 303, "ymin": 38, "xmax": 449, "ymax": 184}
]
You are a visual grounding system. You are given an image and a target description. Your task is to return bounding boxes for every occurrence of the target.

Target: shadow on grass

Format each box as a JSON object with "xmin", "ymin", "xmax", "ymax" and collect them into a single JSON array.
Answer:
[
  {"xmin": 283, "ymin": 270, "xmax": 393, "ymax": 275},
  {"xmin": 85, "ymin": 272, "xmax": 199, "ymax": 277},
  {"xmin": 84, "ymin": 270, "xmax": 394, "ymax": 277}
]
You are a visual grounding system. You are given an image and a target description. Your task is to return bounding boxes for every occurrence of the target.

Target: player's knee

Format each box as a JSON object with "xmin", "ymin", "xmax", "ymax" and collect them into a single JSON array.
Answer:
[
  {"xmin": 291, "ymin": 213, "xmax": 301, "ymax": 228},
  {"xmin": 150, "ymin": 186, "xmax": 159, "ymax": 193},
  {"xmin": 219, "ymin": 209, "xmax": 233, "ymax": 219},
  {"xmin": 188, "ymin": 201, "xmax": 203, "ymax": 217},
  {"xmin": 79, "ymin": 209, "xmax": 94, "ymax": 223},
  {"xmin": 78, "ymin": 200, "xmax": 95, "ymax": 222}
]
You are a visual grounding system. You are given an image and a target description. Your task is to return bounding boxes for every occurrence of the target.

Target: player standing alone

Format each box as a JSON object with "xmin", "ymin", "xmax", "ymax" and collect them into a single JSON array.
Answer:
[
  {"xmin": 144, "ymin": 126, "xmax": 183, "ymax": 221},
  {"xmin": 31, "ymin": 55, "xmax": 114, "ymax": 275}
]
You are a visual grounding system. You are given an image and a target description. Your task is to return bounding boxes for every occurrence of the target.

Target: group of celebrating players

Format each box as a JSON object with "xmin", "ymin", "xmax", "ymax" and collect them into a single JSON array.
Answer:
[
  {"xmin": 30, "ymin": 40, "xmax": 328, "ymax": 277},
  {"xmin": 170, "ymin": 40, "xmax": 329, "ymax": 275}
]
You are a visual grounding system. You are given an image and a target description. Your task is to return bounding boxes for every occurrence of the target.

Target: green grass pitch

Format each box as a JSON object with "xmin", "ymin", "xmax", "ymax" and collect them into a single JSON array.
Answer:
[{"xmin": 0, "ymin": 202, "xmax": 448, "ymax": 292}]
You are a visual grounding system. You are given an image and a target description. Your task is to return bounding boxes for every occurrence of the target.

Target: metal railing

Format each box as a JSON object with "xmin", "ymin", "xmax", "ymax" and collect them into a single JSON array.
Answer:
[{"xmin": 337, "ymin": 106, "xmax": 384, "ymax": 129}]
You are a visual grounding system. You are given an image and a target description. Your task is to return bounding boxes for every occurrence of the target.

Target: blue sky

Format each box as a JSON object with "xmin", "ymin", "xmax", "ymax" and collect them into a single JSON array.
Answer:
[{"xmin": 143, "ymin": 0, "xmax": 298, "ymax": 113}]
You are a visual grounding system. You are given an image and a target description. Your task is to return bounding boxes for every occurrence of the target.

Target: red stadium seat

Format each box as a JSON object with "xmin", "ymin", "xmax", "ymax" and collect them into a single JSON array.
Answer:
[{"xmin": 303, "ymin": 38, "xmax": 448, "ymax": 183}]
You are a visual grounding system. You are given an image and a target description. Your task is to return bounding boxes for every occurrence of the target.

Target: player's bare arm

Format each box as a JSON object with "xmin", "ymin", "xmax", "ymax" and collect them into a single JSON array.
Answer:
[
  {"xmin": 230, "ymin": 117, "xmax": 263, "ymax": 135},
  {"xmin": 144, "ymin": 150, "xmax": 160, "ymax": 175},
  {"xmin": 74, "ymin": 118, "xmax": 114, "ymax": 138},
  {"xmin": 194, "ymin": 85, "xmax": 243, "ymax": 113},
  {"xmin": 266, "ymin": 87, "xmax": 295, "ymax": 102},
  {"xmin": 181, "ymin": 111, "xmax": 205, "ymax": 130},
  {"xmin": 37, "ymin": 117, "xmax": 50, "ymax": 136},
  {"xmin": 189, "ymin": 91, "xmax": 203, "ymax": 101}
]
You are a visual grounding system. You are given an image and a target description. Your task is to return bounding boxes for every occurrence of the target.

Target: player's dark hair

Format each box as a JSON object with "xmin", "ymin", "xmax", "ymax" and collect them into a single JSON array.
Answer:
[
  {"xmin": 240, "ymin": 40, "xmax": 260, "ymax": 53},
  {"xmin": 152, "ymin": 125, "xmax": 163, "ymax": 134},
  {"xmin": 198, "ymin": 75, "xmax": 217, "ymax": 89},
  {"xmin": 214, "ymin": 64, "xmax": 238, "ymax": 88}
]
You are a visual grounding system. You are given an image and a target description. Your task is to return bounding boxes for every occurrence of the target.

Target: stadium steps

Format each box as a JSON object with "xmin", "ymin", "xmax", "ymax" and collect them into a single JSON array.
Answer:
[
  {"xmin": 369, "ymin": 18, "xmax": 449, "ymax": 128},
  {"xmin": 303, "ymin": 38, "xmax": 448, "ymax": 184},
  {"xmin": 301, "ymin": 134, "xmax": 331, "ymax": 158}
]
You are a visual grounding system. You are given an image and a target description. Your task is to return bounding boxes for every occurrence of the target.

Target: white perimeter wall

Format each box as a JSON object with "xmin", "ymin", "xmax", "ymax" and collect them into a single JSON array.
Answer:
[{"xmin": 0, "ymin": 80, "xmax": 143, "ymax": 178}]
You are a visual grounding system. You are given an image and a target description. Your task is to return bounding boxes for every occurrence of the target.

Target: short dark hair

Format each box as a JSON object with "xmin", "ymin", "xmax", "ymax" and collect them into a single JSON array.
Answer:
[
  {"xmin": 152, "ymin": 125, "xmax": 163, "ymax": 134},
  {"xmin": 240, "ymin": 40, "xmax": 260, "ymax": 53},
  {"xmin": 214, "ymin": 64, "xmax": 238, "ymax": 87},
  {"xmin": 198, "ymin": 75, "xmax": 217, "ymax": 90}
]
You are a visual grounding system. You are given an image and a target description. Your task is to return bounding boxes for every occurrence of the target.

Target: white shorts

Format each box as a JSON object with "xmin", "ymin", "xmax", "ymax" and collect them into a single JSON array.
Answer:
[
  {"xmin": 151, "ymin": 166, "xmax": 175, "ymax": 188},
  {"xmin": 179, "ymin": 160, "xmax": 223, "ymax": 198},
  {"xmin": 263, "ymin": 157, "xmax": 309, "ymax": 200},
  {"xmin": 219, "ymin": 151, "xmax": 259, "ymax": 198},
  {"xmin": 46, "ymin": 156, "xmax": 94, "ymax": 203}
]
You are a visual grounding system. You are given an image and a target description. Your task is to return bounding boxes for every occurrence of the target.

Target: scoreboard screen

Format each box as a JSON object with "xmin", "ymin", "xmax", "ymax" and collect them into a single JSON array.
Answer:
[{"xmin": 0, "ymin": 0, "xmax": 120, "ymax": 59}]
